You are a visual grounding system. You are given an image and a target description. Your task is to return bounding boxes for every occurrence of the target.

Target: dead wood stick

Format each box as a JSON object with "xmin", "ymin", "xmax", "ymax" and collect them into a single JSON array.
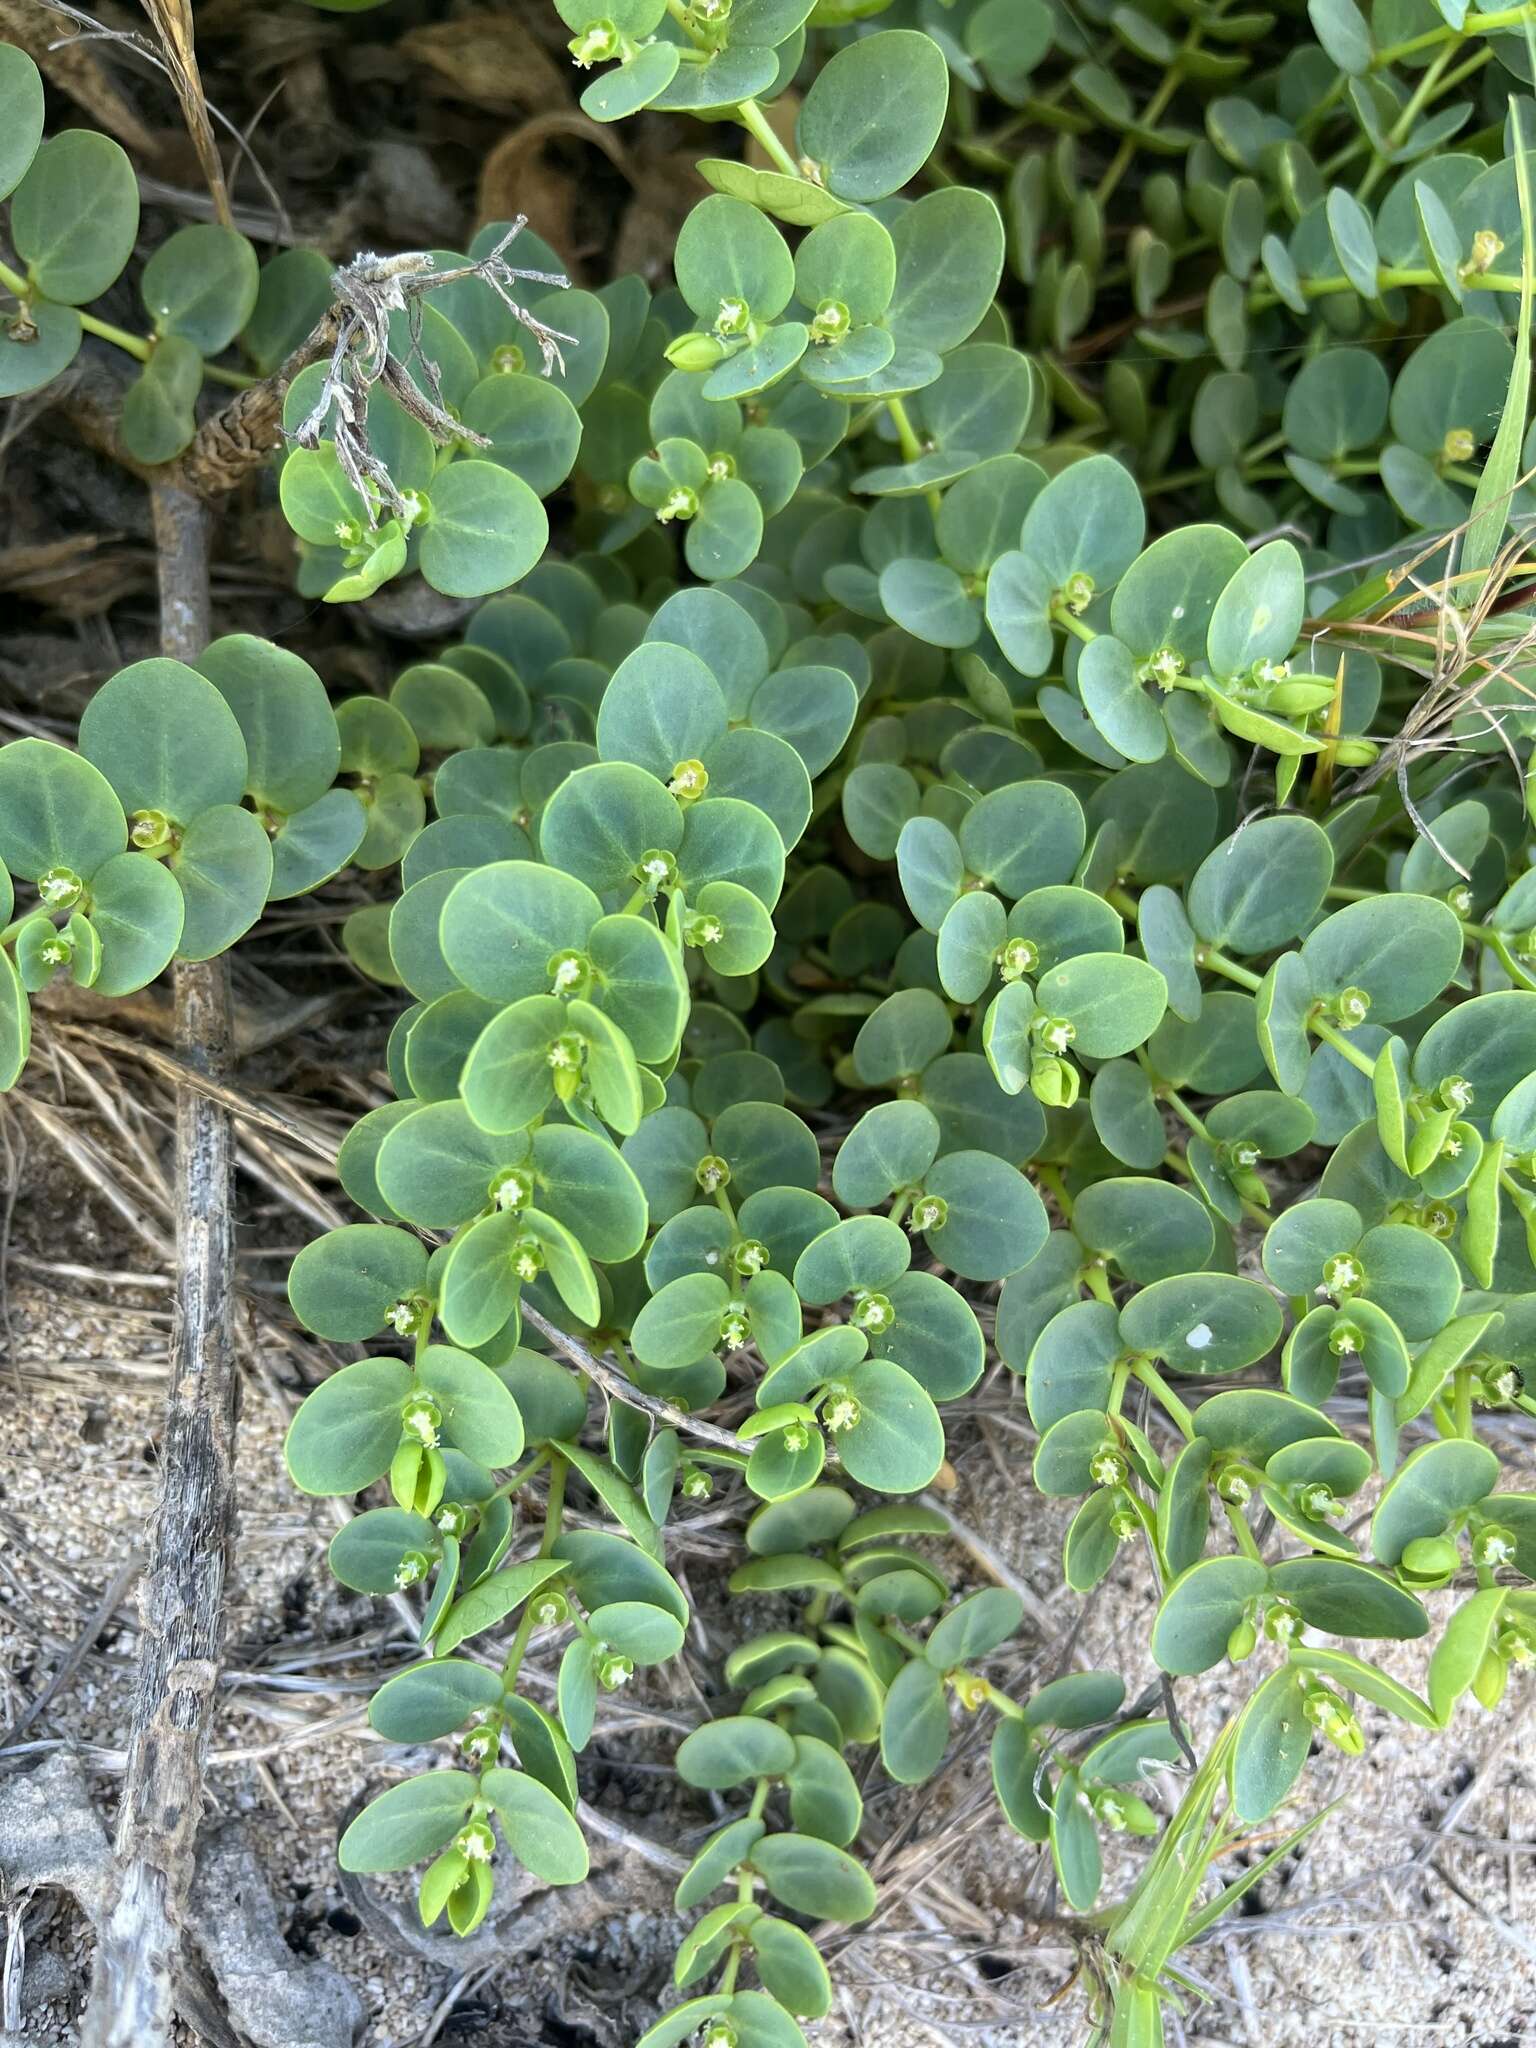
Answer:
[{"xmin": 80, "ymin": 483, "xmax": 239, "ymax": 2048}]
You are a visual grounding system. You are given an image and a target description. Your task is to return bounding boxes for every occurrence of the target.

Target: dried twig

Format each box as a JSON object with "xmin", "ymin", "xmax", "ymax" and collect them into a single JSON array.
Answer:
[
  {"xmin": 182, "ymin": 219, "xmax": 573, "ymax": 504},
  {"xmin": 80, "ymin": 485, "xmax": 237, "ymax": 2048},
  {"xmin": 289, "ymin": 223, "xmax": 572, "ymax": 523}
]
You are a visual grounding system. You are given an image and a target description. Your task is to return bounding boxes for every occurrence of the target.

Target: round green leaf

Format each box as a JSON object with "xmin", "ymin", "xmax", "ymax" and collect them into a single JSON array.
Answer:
[
  {"xmin": 1370, "ymin": 1439, "xmax": 1501, "ymax": 1566},
  {"xmin": 141, "ymin": 224, "xmax": 259, "ymax": 353},
  {"xmin": 369, "ymin": 1659, "xmax": 504, "ymax": 1743},
  {"xmin": 1230, "ymin": 1667, "xmax": 1311, "ymax": 1823},
  {"xmin": 750, "ymin": 1832, "xmax": 877, "ymax": 1923},
  {"xmin": 12, "ymin": 130, "xmax": 139, "ymax": 304},
  {"xmin": 171, "ymin": 804, "xmax": 273, "ymax": 960},
  {"xmin": 1119, "ymin": 1274, "xmax": 1284, "ymax": 1374},
  {"xmin": 481, "ymin": 1767, "xmax": 590, "ymax": 1883},
  {"xmin": 88, "ymin": 853, "xmax": 185, "ymax": 996},
  {"xmin": 419, "ymin": 461, "xmax": 548, "ymax": 599},
  {"xmin": 1269, "ymin": 1557, "xmax": 1429, "ymax": 1640},
  {"xmin": 797, "ymin": 31, "xmax": 950, "ymax": 203},
  {"xmin": 0, "ymin": 737, "xmax": 125, "ymax": 880},
  {"xmin": 288, "ymin": 1223, "xmax": 429, "ymax": 1341},
  {"xmin": 1300, "ymin": 896, "xmax": 1464, "ymax": 1022},
  {"xmin": 1151, "ymin": 1555, "xmax": 1269, "ymax": 1675},
  {"xmin": 79, "ymin": 659, "xmax": 248, "ymax": 824},
  {"xmin": 920, "ymin": 1149, "xmax": 1048, "ymax": 1282},
  {"xmin": 338, "ymin": 1772, "xmax": 477, "ymax": 1873},
  {"xmin": 1187, "ymin": 816, "xmax": 1334, "ymax": 954},
  {"xmin": 1072, "ymin": 1178, "xmax": 1215, "ymax": 1285},
  {"xmin": 879, "ymin": 1656, "xmax": 949, "ymax": 1784},
  {"xmin": 678, "ymin": 1716, "xmax": 797, "ymax": 1790},
  {"xmin": 284, "ymin": 1356, "xmax": 414, "ymax": 1495},
  {"xmin": 1035, "ymin": 953, "xmax": 1167, "ymax": 1057},
  {"xmin": 833, "ymin": 1359, "xmax": 944, "ymax": 1493}
]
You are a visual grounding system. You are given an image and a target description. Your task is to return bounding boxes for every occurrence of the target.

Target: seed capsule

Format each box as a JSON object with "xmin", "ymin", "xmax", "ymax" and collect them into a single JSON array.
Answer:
[
  {"xmin": 1399, "ymin": 1535, "xmax": 1460, "ymax": 1582},
  {"xmin": 1227, "ymin": 1617, "xmax": 1258, "ymax": 1663}
]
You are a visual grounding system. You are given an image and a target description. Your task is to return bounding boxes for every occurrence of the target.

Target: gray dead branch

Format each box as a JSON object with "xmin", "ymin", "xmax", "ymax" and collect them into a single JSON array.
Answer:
[{"xmin": 0, "ymin": 1750, "xmax": 361, "ymax": 2048}]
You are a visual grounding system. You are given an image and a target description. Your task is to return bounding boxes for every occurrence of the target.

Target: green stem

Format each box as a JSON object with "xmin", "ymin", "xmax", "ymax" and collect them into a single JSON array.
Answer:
[
  {"xmin": 1, "ymin": 255, "xmax": 252, "ymax": 390},
  {"xmin": 886, "ymin": 394, "xmax": 944, "ymax": 518},
  {"xmin": 1375, "ymin": 2, "xmax": 1535, "ymax": 66},
  {"xmin": 980, "ymin": 1676, "xmax": 1027, "ymax": 1721},
  {"xmin": 490, "ymin": 1445, "xmax": 552, "ymax": 1502},
  {"xmin": 1160, "ymin": 1083, "xmax": 1213, "ymax": 1143},
  {"xmin": 1130, "ymin": 1358, "xmax": 1196, "ymax": 1441},
  {"xmin": 1310, "ymin": 1014, "xmax": 1377, "ymax": 1078},
  {"xmin": 887, "ymin": 396, "xmax": 923, "ymax": 461},
  {"xmin": 1049, "ymin": 600, "xmax": 1096, "ymax": 645},
  {"xmin": 1454, "ymin": 1365, "xmax": 1475, "ymax": 1439},
  {"xmin": 1096, "ymin": 61, "xmax": 1189, "ymax": 208},
  {"xmin": 1195, "ymin": 944, "xmax": 1262, "ymax": 993},
  {"xmin": 1083, "ymin": 1261, "xmax": 1116, "ymax": 1306},
  {"xmin": 736, "ymin": 97, "xmax": 802, "ymax": 180},
  {"xmin": 500, "ymin": 1454, "xmax": 568, "ymax": 1694},
  {"xmin": 1222, "ymin": 1499, "xmax": 1265, "ymax": 1565},
  {"xmin": 1357, "ymin": 44, "xmax": 1456, "ymax": 200}
]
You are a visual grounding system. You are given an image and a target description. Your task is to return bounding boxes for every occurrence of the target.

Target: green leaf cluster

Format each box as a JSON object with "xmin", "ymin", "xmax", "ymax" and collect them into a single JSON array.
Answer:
[{"xmin": 10, "ymin": 7, "xmax": 1536, "ymax": 2041}]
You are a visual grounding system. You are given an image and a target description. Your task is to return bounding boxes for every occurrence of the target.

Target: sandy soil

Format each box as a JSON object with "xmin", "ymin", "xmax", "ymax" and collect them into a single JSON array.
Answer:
[{"xmin": 2, "ymin": 1139, "xmax": 1533, "ymax": 2048}]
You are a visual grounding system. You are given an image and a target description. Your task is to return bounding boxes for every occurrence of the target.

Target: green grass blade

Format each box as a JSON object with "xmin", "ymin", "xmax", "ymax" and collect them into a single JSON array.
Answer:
[{"xmin": 1461, "ymin": 99, "xmax": 1535, "ymax": 589}]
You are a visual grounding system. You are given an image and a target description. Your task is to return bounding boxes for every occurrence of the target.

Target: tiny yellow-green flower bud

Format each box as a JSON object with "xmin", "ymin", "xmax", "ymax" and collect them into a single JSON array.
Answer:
[
  {"xmin": 547, "ymin": 946, "xmax": 590, "ymax": 995},
  {"xmin": 810, "ymin": 298, "xmax": 851, "ymax": 344},
  {"xmin": 1137, "ymin": 646, "xmax": 1184, "ymax": 690},
  {"xmin": 569, "ymin": 19, "xmax": 621, "ymax": 66},
  {"xmin": 1461, "ymin": 227, "xmax": 1504, "ymax": 279},
  {"xmin": 1030, "ymin": 1053, "xmax": 1079, "ymax": 1107},
  {"xmin": 999, "ymin": 936, "xmax": 1039, "ymax": 980},
  {"xmin": 1302, "ymin": 1683, "xmax": 1363, "ymax": 1753},
  {"xmin": 719, "ymin": 1306, "xmax": 752, "ymax": 1350},
  {"xmin": 851, "ymin": 1290, "xmax": 894, "ymax": 1334},
  {"xmin": 510, "ymin": 1235, "xmax": 545, "ymax": 1285},
  {"xmin": 668, "ymin": 757, "xmax": 709, "ymax": 799},
  {"xmin": 1471, "ymin": 1523, "xmax": 1516, "ymax": 1569},
  {"xmin": 491, "ymin": 1166, "xmax": 534, "ymax": 1213},
  {"xmin": 1322, "ymin": 1252, "xmax": 1362, "ymax": 1299},
  {"xmin": 36, "ymin": 865, "xmax": 84, "ymax": 910},
  {"xmin": 658, "ymin": 485, "xmax": 700, "ymax": 524},
  {"xmin": 401, "ymin": 1393, "xmax": 443, "ymax": 1447},
  {"xmin": 1089, "ymin": 1441, "xmax": 1127, "ymax": 1488},
  {"xmin": 821, "ymin": 1386, "xmax": 861, "ymax": 1434},
  {"xmin": 455, "ymin": 1819, "xmax": 496, "ymax": 1863},
  {"xmin": 393, "ymin": 1548, "xmax": 432, "ymax": 1591}
]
